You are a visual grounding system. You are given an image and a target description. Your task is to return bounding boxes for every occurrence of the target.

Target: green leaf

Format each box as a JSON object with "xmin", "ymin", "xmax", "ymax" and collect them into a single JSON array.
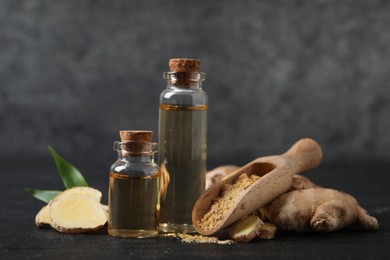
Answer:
[
  {"xmin": 25, "ymin": 188, "xmax": 61, "ymax": 203},
  {"xmin": 48, "ymin": 146, "xmax": 88, "ymax": 188}
]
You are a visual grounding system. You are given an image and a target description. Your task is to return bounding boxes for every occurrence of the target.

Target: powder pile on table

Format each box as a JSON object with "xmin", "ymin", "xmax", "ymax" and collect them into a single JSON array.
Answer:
[{"xmin": 162, "ymin": 233, "xmax": 234, "ymax": 245}]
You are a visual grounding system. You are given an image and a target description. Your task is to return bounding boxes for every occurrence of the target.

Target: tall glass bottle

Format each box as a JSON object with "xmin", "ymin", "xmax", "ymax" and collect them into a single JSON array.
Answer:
[
  {"xmin": 108, "ymin": 130, "xmax": 160, "ymax": 238},
  {"xmin": 158, "ymin": 58, "xmax": 207, "ymax": 232}
]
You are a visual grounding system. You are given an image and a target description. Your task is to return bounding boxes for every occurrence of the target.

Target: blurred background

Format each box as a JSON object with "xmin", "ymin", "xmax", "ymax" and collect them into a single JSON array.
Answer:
[{"xmin": 1, "ymin": 0, "xmax": 390, "ymax": 175}]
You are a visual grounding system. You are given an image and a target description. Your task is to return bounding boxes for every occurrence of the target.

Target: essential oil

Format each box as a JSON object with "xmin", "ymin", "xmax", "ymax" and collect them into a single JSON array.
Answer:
[
  {"xmin": 158, "ymin": 59, "xmax": 208, "ymax": 232},
  {"xmin": 108, "ymin": 130, "xmax": 160, "ymax": 238}
]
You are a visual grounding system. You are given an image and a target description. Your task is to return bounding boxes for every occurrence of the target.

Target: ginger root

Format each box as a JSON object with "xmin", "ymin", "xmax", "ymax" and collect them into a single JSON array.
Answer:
[
  {"xmin": 55, "ymin": 186, "xmax": 103, "ymax": 201},
  {"xmin": 49, "ymin": 194, "xmax": 107, "ymax": 233},
  {"xmin": 257, "ymin": 222, "xmax": 277, "ymax": 239},
  {"xmin": 206, "ymin": 165, "xmax": 239, "ymax": 189},
  {"xmin": 35, "ymin": 205, "xmax": 51, "ymax": 227},
  {"xmin": 206, "ymin": 165, "xmax": 379, "ymax": 235},
  {"xmin": 35, "ymin": 187, "xmax": 108, "ymax": 233},
  {"xmin": 289, "ymin": 175, "xmax": 317, "ymax": 191},
  {"xmin": 261, "ymin": 188, "xmax": 379, "ymax": 232},
  {"xmin": 229, "ymin": 215, "xmax": 278, "ymax": 242},
  {"xmin": 229, "ymin": 215, "xmax": 264, "ymax": 242},
  {"xmin": 160, "ymin": 163, "xmax": 170, "ymax": 201}
]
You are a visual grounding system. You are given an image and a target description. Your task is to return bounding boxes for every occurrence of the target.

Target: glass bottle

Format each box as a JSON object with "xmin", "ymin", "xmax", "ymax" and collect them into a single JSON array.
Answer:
[
  {"xmin": 108, "ymin": 130, "xmax": 160, "ymax": 238},
  {"xmin": 158, "ymin": 58, "xmax": 207, "ymax": 233}
]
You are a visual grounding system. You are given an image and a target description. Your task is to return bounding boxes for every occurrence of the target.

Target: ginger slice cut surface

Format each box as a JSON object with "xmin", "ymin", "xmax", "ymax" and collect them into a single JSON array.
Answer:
[
  {"xmin": 35, "ymin": 205, "xmax": 51, "ymax": 227},
  {"xmin": 35, "ymin": 187, "xmax": 104, "ymax": 228},
  {"xmin": 229, "ymin": 215, "xmax": 264, "ymax": 242},
  {"xmin": 54, "ymin": 187, "xmax": 102, "ymax": 202},
  {"xmin": 49, "ymin": 194, "xmax": 107, "ymax": 233}
]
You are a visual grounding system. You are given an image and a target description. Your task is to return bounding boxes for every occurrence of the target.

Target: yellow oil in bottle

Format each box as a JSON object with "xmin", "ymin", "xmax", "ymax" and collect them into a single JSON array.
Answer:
[
  {"xmin": 158, "ymin": 104, "xmax": 207, "ymax": 232},
  {"xmin": 108, "ymin": 171, "xmax": 160, "ymax": 238}
]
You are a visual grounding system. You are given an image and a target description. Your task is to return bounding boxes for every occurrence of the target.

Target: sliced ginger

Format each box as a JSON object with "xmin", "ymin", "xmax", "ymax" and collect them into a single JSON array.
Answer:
[
  {"xmin": 257, "ymin": 222, "xmax": 277, "ymax": 239},
  {"xmin": 35, "ymin": 187, "xmax": 107, "ymax": 233},
  {"xmin": 49, "ymin": 194, "xmax": 107, "ymax": 233},
  {"xmin": 35, "ymin": 205, "xmax": 51, "ymax": 227},
  {"xmin": 229, "ymin": 215, "xmax": 264, "ymax": 242},
  {"xmin": 58, "ymin": 186, "xmax": 102, "ymax": 201}
]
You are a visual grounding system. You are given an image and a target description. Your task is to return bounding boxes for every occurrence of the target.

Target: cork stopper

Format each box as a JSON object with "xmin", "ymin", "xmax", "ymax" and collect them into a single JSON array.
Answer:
[
  {"xmin": 119, "ymin": 130, "xmax": 153, "ymax": 142},
  {"xmin": 118, "ymin": 130, "xmax": 154, "ymax": 155},
  {"xmin": 166, "ymin": 58, "xmax": 203, "ymax": 88},
  {"xmin": 169, "ymin": 58, "xmax": 200, "ymax": 72}
]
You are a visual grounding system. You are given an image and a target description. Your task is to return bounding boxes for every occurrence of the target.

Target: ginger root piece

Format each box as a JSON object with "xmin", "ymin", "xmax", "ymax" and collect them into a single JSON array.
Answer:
[
  {"xmin": 289, "ymin": 175, "xmax": 318, "ymax": 191},
  {"xmin": 35, "ymin": 205, "xmax": 51, "ymax": 228},
  {"xmin": 101, "ymin": 204, "xmax": 108, "ymax": 212},
  {"xmin": 160, "ymin": 163, "xmax": 170, "ymax": 201},
  {"xmin": 101, "ymin": 204, "xmax": 109, "ymax": 219},
  {"xmin": 261, "ymin": 188, "xmax": 379, "ymax": 232},
  {"xmin": 206, "ymin": 165, "xmax": 239, "ymax": 189},
  {"xmin": 54, "ymin": 186, "xmax": 102, "ymax": 202},
  {"xmin": 229, "ymin": 215, "xmax": 264, "ymax": 242},
  {"xmin": 257, "ymin": 222, "xmax": 277, "ymax": 239},
  {"xmin": 35, "ymin": 187, "xmax": 106, "ymax": 230},
  {"xmin": 49, "ymin": 194, "xmax": 107, "ymax": 234}
]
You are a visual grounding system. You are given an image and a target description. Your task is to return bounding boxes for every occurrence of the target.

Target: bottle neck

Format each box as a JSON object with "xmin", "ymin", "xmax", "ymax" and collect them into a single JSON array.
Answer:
[
  {"xmin": 163, "ymin": 71, "xmax": 205, "ymax": 89},
  {"xmin": 113, "ymin": 141, "xmax": 157, "ymax": 163},
  {"xmin": 117, "ymin": 152, "xmax": 155, "ymax": 163},
  {"xmin": 167, "ymin": 81, "xmax": 202, "ymax": 90}
]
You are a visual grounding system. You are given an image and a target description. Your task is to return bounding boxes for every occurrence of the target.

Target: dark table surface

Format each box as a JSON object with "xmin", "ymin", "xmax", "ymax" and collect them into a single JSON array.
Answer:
[{"xmin": 1, "ymin": 161, "xmax": 389, "ymax": 259}]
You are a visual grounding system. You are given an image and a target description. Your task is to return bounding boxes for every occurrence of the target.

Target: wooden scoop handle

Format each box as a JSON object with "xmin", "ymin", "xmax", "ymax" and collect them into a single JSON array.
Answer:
[{"xmin": 282, "ymin": 138, "xmax": 323, "ymax": 174}]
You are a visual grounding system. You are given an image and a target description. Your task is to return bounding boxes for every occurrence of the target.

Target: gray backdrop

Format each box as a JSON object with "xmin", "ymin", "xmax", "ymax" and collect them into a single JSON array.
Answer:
[{"xmin": 1, "ymin": 0, "xmax": 390, "ymax": 169}]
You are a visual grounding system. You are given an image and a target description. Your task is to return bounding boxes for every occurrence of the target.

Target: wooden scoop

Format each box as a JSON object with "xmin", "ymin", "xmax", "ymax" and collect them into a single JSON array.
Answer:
[{"xmin": 192, "ymin": 138, "xmax": 322, "ymax": 235}]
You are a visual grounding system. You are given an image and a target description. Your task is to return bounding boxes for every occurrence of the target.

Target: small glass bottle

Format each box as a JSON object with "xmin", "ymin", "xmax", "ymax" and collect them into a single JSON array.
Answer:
[
  {"xmin": 158, "ymin": 58, "xmax": 207, "ymax": 233},
  {"xmin": 108, "ymin": 130, "xmax": 160, "ymax": 238}
]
